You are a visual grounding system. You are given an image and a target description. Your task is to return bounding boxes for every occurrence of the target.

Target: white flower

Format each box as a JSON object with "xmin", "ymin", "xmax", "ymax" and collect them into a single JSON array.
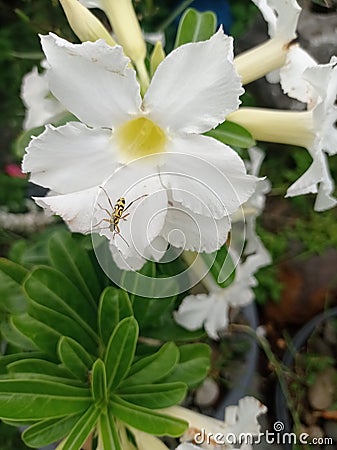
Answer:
[
  {"xmin": 174, "ymin": 148, "xmax": 271, "ymax": 339},
  {"xmin": 21, "ymin": 63, "xmax": 65, "ymax": 130},
  {"xmin": 22, "ymin": 30, "xmax": 257, "ymax": 270},
  {"xmin": 166, "ymin": 396, "xmax": 267, "ymax": 450},
  {"xmin": 234, "ymin": 0, "xmax": 301, "ymax": 84},
  {"xmin": 229, "ymin": 57, "xmax": 337, "ymax": 211}
]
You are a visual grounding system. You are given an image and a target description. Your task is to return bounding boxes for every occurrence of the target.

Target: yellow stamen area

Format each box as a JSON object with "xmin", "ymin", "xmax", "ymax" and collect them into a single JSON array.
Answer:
[{"xmin": 116, "ymin": 117, "xmax": 167, "ymax": 160}]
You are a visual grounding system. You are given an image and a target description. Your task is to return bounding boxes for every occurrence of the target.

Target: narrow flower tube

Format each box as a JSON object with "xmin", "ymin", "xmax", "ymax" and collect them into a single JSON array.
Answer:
[
  {"xmin": 234, "ymin": 0, "xmax": 301, "ymax": 84},
  {"xmin": 228, "ymin": 108, "xmax": 315, "ymax": 147},
  {"xmin": 59, "ymin": 0, "xmax": 116, "ymax": 46}
]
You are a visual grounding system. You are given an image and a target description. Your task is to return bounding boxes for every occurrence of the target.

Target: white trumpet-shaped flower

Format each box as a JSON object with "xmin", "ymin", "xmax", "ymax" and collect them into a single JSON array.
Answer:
[
  {"xmin": 175, "ymin": 148, "xmax": 271, "ymax": 339},
  {"xmin": 230, "ymin": 56, "xmax": 337, "ymax": 211},
  {"xmin": 22, "ymin": 30, "xmax": 257, "ymax": 270},
  {"xmin": 234, "ymin": 0, "xmax": 301, "ymax": 84}
]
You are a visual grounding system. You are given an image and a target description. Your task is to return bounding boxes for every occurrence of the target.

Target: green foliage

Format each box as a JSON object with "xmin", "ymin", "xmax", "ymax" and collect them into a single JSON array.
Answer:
[
  {"xmin": 0, "ymin": 230, "xmax": 211, "ymax": 449},
  {"xmin": 174, "ymin": 8, "xmax": 216, "ymax": 48},
  {"xmin": 205, "ymin": 121, "xmax": 256, "ymax": 150}
]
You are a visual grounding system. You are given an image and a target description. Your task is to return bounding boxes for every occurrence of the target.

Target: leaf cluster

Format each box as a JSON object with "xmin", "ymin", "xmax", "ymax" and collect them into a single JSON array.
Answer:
[{"xmin": 0, "ymin": 230, "xmax": 210, "ymax": 449}]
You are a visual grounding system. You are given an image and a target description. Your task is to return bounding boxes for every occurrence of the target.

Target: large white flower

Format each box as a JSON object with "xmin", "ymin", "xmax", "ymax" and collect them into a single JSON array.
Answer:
[
  {"xmin": 22, "ymin": 30, "xmax": 257, "ymax": 270},
  {"xmin": 234, "ymin": 0, "xmax": 301, "ymax": 84},
  {"xmin": 174, "ymin": 149, "xmax": 271, "ymax": 339},
  {"xmin": 229, "ymin": 56, "xmax": 337, "ymax": 211}
]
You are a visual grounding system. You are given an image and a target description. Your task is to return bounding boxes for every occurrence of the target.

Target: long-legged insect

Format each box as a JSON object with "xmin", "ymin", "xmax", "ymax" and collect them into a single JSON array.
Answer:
[{"xmin": 92, "ymin": 186, "xmax": 148, "ymax": 246}]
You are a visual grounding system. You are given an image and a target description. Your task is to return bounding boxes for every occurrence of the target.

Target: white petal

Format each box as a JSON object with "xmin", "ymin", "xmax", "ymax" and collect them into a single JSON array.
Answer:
[
  {"xmin": 34, "ymin": 187, "xmax": 98, "ymax": 233},
  {"xmin": 175, "ymin": 445, "xmax": 200, "ymax": 450},
  {"xmin": 21, "ymin": 66, "xmax": 65, "ymax": 130},
  {"xmin": 174, "ymin": 293, "xmax": 217, "ymax": 334},
  {"xmin": 252, "ymin": 0, "xmax": 301, "ymax": 41},
  {"xmin": 279, "ymin": 45, "xmax": 317, "ymax": 103},
  {"xmin": 161, "ymin": 134, "xmax": 257, "ymax": 219},
  {"xmin": 143, "ymin": 29, "xmax": 243, "ymax": 134},
  {"xmin": 92, "ymin": 160, "xmax": 168, "ymax": 259},
  {"xmin": 224, "ymin": 396, "xmax": 267, "ymax": 435},
  {"xmin": 79, "ymin": 0, "xmax": 101, "ymax": 7},
  {"xmin": 161, "ymin": 197, "xmax": 231, "ymax": 253},
  {"xmin": 41, "ymin": 34, "xmax": 141, "ymax": 128},
  {"xmin": 23, "ymin": 122, "xmax": 119, "ymax": 194},
  {"xmin": 286, "ymin": 146, "xmax": 337, "ymax": 211}
]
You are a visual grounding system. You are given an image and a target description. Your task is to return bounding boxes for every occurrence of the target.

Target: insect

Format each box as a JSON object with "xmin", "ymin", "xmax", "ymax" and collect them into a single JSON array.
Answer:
[{"xmin": 92, "ymin": 186, "xmax": 148, "ymax": 246}]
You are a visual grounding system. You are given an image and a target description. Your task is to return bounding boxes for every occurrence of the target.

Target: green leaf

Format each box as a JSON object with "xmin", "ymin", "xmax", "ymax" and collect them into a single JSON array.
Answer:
[
  {"xmin": 202, "ymin": 246, "xmax": 235, "ymax": 288},
  {"xmin": 22, "ymin": 414, "xmax": 82, "ymax": 448},
  {"xmin": 98, "ymin": 287, "xmax": 132, "ymax": 347},
  {"xmin": 0, "ymin": 258, "xmax": 28, "ymax": 314},
  {"xmin": 58, "ymin": 337, "xmax": 94, "ymax": 382},
  {"xmin": 174, "ymin": 8, "xmax": 216, "ymax": 48},
  {"xmin": 205, "ymin": 121, "xmax": 256, "ymax": 149},
  {"xmin": 0, "ymin": 317, "xmax": 37, "ymax": 350},
  {"xmin": 0, "ymin": 352, "xmax": 48, "ymax": 375},
  {"xmin": 118, "ymin": 382, "xmax": 187, "ymax": 409},
  {"xmin": 150, "ymin": 41, "xmax": 165, "ymax": 77},
  {"xmin": 99, "ymin": 411, "xmax": 122, "ymax": 450},
  {"xmin": 163, "ymin": 344, "xmax": 211, "ymax": 388},
  {"xmin": 24, "ymin": 266, "xmax": 97, "ymax": 336},
  {"xmin": 123, "ymin": 342, "xmax": 179, "ymax": 386},
  {"xmin": 105, "ymin": 317, "xmax": 138, "ymax": 390},
  {"xmin": 110, "ymin": 395, "xmax": 188, "ymax": 436},
  {"xmin": 62, "ymin": 405, "xmax": 100, "ymax": 450},
  {"xmin": 12, "ymin": 313, "xmax": 60, "ymax": 355},
  {"xmin": 48, "ymin": 231, "xmax": 101, "ymax": 307},
  {"xmin": 0, "ymin": 379, "xmax": 91, "ymax": 420},
  {"xmin": 144, "ymin": 317, "xmax": 205, "ymax": 341},
  {"xmin": 28, "ymin": 300, "xmax": 98, "ymax": 355},
  {"xmin": 132, "ymin": 295, "xmax": 176, "ymax": 330},
  {"xmin": 7, "ymin": 359, "xmax": 73, "ymax": 379},
  {"xmin": 91, "ymin": 359, "xmax": 107, "ymax": 404}
]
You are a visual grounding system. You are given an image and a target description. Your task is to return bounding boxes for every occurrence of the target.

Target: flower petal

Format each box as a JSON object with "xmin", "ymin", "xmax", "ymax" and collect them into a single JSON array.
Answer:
[
  {"xmin": 224, "ymin": 396, "xmax": 267, "ymax": 435},
  {"xmin": 22, "ymin": 122, "xmax": 118, "ymax": 194},
  {"xmin": 252, "ymin": 0, "xmax": 301, "ymax": 41},
  {"xmin": 160, "ymin": 196, "xmax": 231, "ymax": 253},
  {"xmin": 161, "ymin": 134, "xmax": 257, "ymax": 219},
  {"xmin": 279, "ymin": 45, "xmax": 317, "ymax": 103},
  {"xmin": 40, "ymin": 33, "xmax": 141, "ymax": 128},
  {"xmin": 34, "ymin": 186, "xmax": 98, "ymax": 233},
  {"xmin": 143, "ymin": 29, "xmax": 243, "ymax": 134},
  {"xmin": 21, "ymin": 66, "xmax": 65, "ymax": 130},
  {"xmin": 92, "ymin": 159, "xmax": 168, "ymax": 259}
]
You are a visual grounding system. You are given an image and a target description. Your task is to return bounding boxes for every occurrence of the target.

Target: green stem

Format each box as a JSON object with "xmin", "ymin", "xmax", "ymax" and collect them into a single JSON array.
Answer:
[{"xmin": 156, "ymin": 0, "xmax": 196, "ymax": 31}]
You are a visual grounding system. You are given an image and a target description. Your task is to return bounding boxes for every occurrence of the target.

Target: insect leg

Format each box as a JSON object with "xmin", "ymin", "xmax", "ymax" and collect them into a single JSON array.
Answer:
[
  {"xmin": 99, "ymin": 186, "xmax": 114, "ymax": 210},
  {"xmin": 124, "ymin": 194, "xmax": 148, "ymax": 213},
  {"xmin": 92, "ymin": 218, "xmax": 110, "ymax": 228}
]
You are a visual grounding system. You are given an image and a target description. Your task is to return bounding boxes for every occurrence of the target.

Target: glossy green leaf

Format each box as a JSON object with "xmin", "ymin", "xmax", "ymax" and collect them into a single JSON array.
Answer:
[
  {"xmin": 0, "ymin": 317, "xmax": 37, "ymax": 350},
  {"xmin": 0, "ymin": 258, "xmax": 28, "ymax": 314},
  {"xmin": 58, "ymin": 337, "xmax": 94, "ymax": 381},
  {"xmin": 28, "ymin": 300, "xmax": 98, "ymax": 355},
  {"xmin": 132, "ymin": 295, "xmax": 176, "ymax": 330},
  {"xmin": 98, "ymin": 287, "xmax": 132, "ymax": 347},
  {"xmin": 24, "ymin": 266, "xmax": 97, "ymax": 335},
  {"xmin": 174, "ymin": 8, "xmax": 216, "ymax": 48},
  {"xmin": 48, "ymin": 231, "xmax": 101, "ymax": 306},
  {"xmin": 7, "ymin": 359, "xmax": 73, "ymax": 379},
  {"xmin": 0, "ymin": 379, "xmax": 91, "ymax": 420},
  {"xmin": 202, "ymin": 246, "xmax": 235, "ymax": 288},
  {"xmin": 144, "ymin": 317, "xmax": 205, "ymax": 341},
  {"xmin": 22, "ymin": 414, "xmax": 82, "ymax": 447},
  {"xmin": 123, "ymin": 342, "xmax": 179, "ymax": 386},
  {"xmin": 91, "ymin": 359, "xmax": 107, "ymax": 404},
  {"xmin": 110, "ymin": 395, "xmax": 188, "ymax": 436},
  {"xmin": 62, "ymin": 405, "xmax": 100, "ymax": 450},
  {"xmin": 105, "ymin": 317, "xmax": 138, "ymax": 390},
  {"xmin": 118, "ymin": 382, "xmax": 187, "ymax": 409},
  {"xmin": 205, "ymin": 120, "xmax": 256, "ymax": 149},
  {"xmin": 0, "ymin": 351, "xmax": 48, "ymax": 375},
  {"xmin": 99, "ymin": 411, "xmax": 122, "ymax": 450},
  {"xmin": 12, "ymin": 314, "xmax": 60, "ymax": 355},
  {"xmin": 163, "ymin": 344, "xmax": 211, "ymax": 387}
]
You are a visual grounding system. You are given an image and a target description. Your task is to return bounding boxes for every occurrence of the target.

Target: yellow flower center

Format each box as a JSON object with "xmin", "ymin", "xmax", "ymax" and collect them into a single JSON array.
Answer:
[{"xmin": 116, "ymin": 117, "xmax": 167, "ymax": 160}]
